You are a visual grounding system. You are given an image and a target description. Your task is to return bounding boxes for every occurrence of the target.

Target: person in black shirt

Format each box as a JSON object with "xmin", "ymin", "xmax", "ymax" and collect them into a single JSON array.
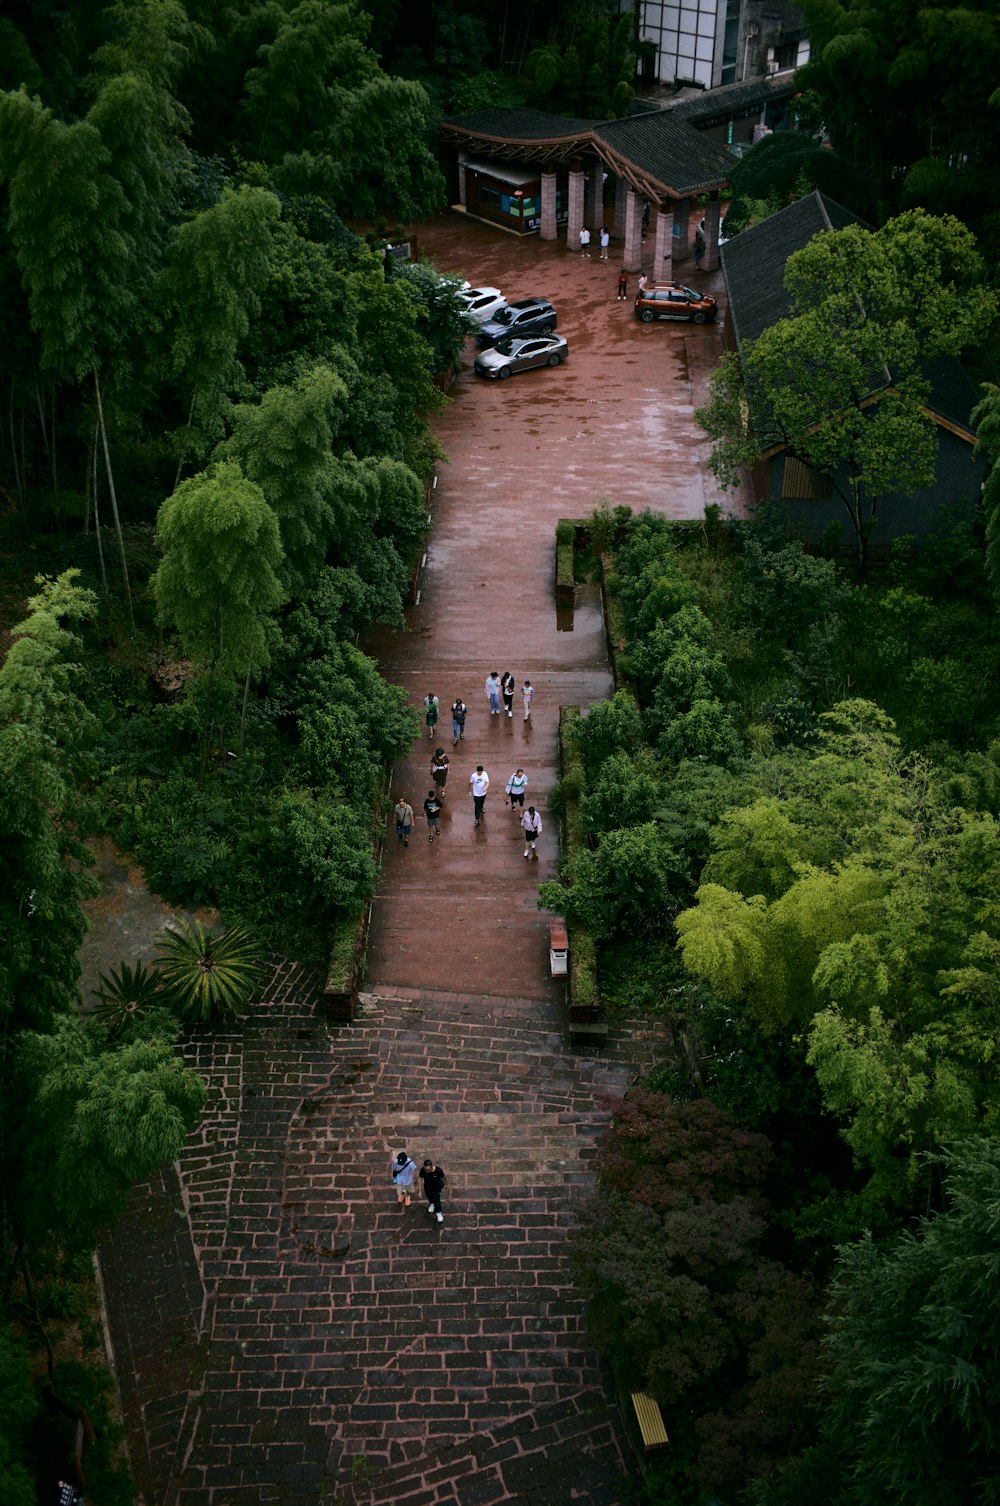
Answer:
[
  {"xmin": 451, "ymin": 698, "xmax": 467, "ymax": 744},
  {"xmin": 420, "ymin": 1160, "xmax": 446, "ymax": 1224},
  {"xmin": 423, "ymin": 790, "xmax": 442, "ymax": 842}
]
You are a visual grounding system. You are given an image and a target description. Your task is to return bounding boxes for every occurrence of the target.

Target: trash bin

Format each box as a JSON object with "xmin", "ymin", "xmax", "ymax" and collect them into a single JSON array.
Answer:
[{"xmin": 549, "ymin": 919, "xmax": 569, "ymax": 977}]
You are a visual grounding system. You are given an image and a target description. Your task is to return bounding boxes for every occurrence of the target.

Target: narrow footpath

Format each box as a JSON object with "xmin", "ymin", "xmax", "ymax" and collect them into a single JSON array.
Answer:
[{"xmin": 99, "ymin": 216, "xmax": 729, "ymax": 1506}]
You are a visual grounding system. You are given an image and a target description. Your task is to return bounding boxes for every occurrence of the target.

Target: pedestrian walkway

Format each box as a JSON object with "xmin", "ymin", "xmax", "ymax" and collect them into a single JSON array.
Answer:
[
  {"xmin": 101, "ymin": 977, "xmax": 668, "ymax": 1504},
  {"xmin": 97, "ymin": 214, "xmax": 722, "ymax": 1504},
  {"xmin": 365, "ymin": 212, "xmax": 735, "ymax": 999}
]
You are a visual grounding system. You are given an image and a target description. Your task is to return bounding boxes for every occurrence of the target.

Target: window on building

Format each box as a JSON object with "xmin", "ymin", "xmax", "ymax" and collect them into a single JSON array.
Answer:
[{"xmin": 781, "ymin": 457, "xmax": 833, "ymax": 500}]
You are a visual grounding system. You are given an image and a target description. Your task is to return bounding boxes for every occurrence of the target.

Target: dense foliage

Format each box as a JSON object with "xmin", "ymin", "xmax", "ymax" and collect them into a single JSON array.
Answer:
[
  {"xmin": 370, "ymin": 0, "xmax": 637, "ymax": 118},
  {"xmin": 555, "ymin": 501, "xmax": 1000, "ymax": 1500},
  {"xmin": 697, "ymin": 210, "xmax": 996, "ymax": 576},
  {"xmin": 0, "ymin": 4, "xmax": 468, "ymax": 1493},
  {"xmin": 793, "ymin": 0, "xmax": 1000, "ymax": 230}
]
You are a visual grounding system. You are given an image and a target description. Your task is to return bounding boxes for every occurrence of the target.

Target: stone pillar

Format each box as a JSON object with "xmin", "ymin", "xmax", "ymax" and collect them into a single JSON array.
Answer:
[
  {"xmin": 673, "ymin": 195, "xmax": 691, "ymax": 259},
  {"xmin": 540, "ymin": 170, "xmax": 558, "ymax": 241},
  {"xmin": 623, "ymin": 188, "xmax": 644, "ymax": 273},
  {"xmin": 568, "ymin": 165, "xmax": 585, "ymax": 252},
  {"xmin": 653, "ymin": 203, "xmax": 674, "ymax": 284},
  {"xmin": 613, "ymin": 175, "xmax": 628, "ymax": 239},
  {"xmin": 457, "ymin": 151, "xmax": 467, "ymax": 207},
  {"xmin": 703, "ymin": 192, "xmax": 722, "ymax": 272},
  {"xmin": 588, "ymin": 160, "xmax": 605, "ymax": 232}
]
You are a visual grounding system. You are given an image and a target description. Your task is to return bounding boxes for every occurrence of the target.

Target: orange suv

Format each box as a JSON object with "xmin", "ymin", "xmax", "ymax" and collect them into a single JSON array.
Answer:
[{"xmin": 634, "ymin": 283, "xmax": 718, "ymax": 324}]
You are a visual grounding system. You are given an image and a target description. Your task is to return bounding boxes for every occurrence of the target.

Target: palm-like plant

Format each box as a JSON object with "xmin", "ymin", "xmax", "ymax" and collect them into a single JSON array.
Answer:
[
  {"xmin": 155, "ymin": 920, "xmax": 265, "ymax": 1024},
  {"xmin": 92, "ymin": 959, "xmax": 165, "ymax": 1035}
]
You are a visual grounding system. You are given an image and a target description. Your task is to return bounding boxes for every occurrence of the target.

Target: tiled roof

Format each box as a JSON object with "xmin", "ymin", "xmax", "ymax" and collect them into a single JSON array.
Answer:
[
  {"xmin": 722, "ymin": 191, "xmax": 865, "ymax": 347},
  {"xmin": 443, "ymin": 108, "xmax": 603, "ymax": 140},
  {"xmin": 667, "ymin": 75, "xmax": 797, "ymax": 122},
  {"xmin": 442, "ymin": 107, "xmax": 733, "ymax": 198},
  {"xmin": 595, "ymin": 114, "xmax": 735, "ymax": 196}
]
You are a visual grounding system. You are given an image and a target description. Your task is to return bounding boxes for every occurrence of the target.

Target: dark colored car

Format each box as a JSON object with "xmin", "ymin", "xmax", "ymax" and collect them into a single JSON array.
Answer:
[
  {"xmin": 473, "ymin": 333, "xmax": 569, "ymax": 379},
  {"xmin": 634, "ymin": 283, "xmax": 718, "ymax": 324},
  {"xmin": 476, "ymin": 297, "xmax": 557, "ymax": 347}
]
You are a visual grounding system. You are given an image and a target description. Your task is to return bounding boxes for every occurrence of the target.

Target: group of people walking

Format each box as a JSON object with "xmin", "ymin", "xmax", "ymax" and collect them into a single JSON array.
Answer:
[
  {"xmin": 425, "ymin": 677, "xmax": 534, "ymax": 744},
  {"xmin": 392, "ymin": 677, "xmax": 541, "ymax": 854},
  {"xmin": 392, "ymin": 759, "xmax": 541, "ymax": 855},
  {"xmin": 390, "ymin": 1151, "xmax": 446, "ymax": 1224}
]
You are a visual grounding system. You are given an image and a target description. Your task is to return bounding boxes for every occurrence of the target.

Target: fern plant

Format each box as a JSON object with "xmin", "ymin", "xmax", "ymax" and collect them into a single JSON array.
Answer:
[
  {"xmin": 155, "ymin": 920, "xmax": 264, "ymax": 1024},
  {"xmin": 92, "ymin": 959, "xmax": 165, "ymax": 1035}
]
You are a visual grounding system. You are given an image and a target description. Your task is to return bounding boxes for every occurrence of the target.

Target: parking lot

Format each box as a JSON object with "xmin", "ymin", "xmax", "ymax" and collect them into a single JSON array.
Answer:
[{"xmin": 418, "ymin": 210, "xmax": 739, "ymax": 523}]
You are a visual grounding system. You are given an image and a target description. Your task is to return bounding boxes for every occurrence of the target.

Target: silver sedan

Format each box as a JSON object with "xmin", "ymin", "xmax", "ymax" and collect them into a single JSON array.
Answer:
[{"xmin": 473, "ymin": 334, "xmax": 569, "ymax": 380}]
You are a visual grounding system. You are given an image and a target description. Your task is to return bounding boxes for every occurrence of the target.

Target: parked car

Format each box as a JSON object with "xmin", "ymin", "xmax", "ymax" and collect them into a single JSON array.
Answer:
[
  {"xmin": 634, "ymin": 283, "xmax": 718, "ymax": 324},
  {"xmin": 473, "ymin": 333, "xmax": 569, "ymax": 380},
  {"xmin": 457, "ymin": 286, "xmax": 507, "ymax": 323},
  {"xmin": 476, "ymin": 298, "xmax": 557, "ymax": 348}
]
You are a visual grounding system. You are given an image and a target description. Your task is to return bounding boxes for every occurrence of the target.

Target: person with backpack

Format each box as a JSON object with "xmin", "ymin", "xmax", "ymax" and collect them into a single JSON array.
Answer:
[
  {"xmin": 423, "ymin": 692, "xmax": 439, "ymax": 739},
  {"xmin": 390, "ymin": 1150, "xmax": 418, "ymax": 1207},
  {"xmin": 451, "ymin": 697, "xmax": 467, "ymax": 744}
]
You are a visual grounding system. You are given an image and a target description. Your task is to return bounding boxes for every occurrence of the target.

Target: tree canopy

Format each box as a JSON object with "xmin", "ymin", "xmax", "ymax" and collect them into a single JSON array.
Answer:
[{"xmin": 697, "ymin": 211, "xmax": 996, "ymax": 575}]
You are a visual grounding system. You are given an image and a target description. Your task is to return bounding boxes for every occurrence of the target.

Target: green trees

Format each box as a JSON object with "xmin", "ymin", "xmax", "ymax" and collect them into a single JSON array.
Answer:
[
  {"xmin": 794, "ymin": 0, "xmax": 1000, "ymax": 216},
  {"xmin": 240, "ymin": 0, "xmax": 445, "ymax": 218},
  {"xmin": 762, "ymin": 1141, "xmax": 1000, "ymax": 1506},
  {"xmin": 12, "ymin": 1023, "xmax": 206, "ymax": 1251},
  {"xmin": 573, "ymin": 1092, "xmax": 821, "ymax": 1497},
  {"xmin": 161, "ymin": 185, "xmax": 282, "ymax": 473},
  {"xmin": 0, "ymin": 573, "xmax": 99, "ymax": 1034},
  {"xmin": 697, "ymin": 211, "xmax": 996, "ymax": 575}
]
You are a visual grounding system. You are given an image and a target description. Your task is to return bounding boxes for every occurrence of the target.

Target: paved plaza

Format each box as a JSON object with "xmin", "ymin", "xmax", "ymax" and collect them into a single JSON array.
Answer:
[{"xmin": 98, "ymin": 214, "xmax": 733, "ymax": 1503}]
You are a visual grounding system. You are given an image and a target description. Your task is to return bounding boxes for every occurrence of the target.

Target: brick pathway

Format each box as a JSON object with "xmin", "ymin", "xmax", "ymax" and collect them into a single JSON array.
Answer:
[
  {"xmin": 102, "ymin": 975, "xmax": 668, "ymax": 1504},
  {"xmin": 97, "ymin": 214, "xmax": 715, "ymax": 1503}
]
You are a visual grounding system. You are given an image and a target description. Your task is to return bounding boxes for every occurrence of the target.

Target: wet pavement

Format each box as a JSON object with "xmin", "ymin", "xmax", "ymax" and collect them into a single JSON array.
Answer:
[
  {"xmin": 95, "ymin": 213, "xmax": 723, "ymax": 1505},
  {"xmin": 366, "ymin": 212, "xmax": 737, "ymax": 1002}
]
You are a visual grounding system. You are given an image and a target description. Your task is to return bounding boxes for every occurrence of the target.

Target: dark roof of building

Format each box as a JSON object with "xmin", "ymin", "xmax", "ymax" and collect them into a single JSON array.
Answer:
[
  {"xmin": 442, "ymin": 107, "xmax": 733, "ymax": 199},
  {"xmin": 722, "ymin": 191, "xmax": 866, "ymax": 347},
  {"xmin": 666, "ymin": 74, "xmax": 798, "ymax": 123},
  {"xmin": 721, "ymin": 190, "xmax": 978, "ymax": 442},
  {"xmin": 596, "ymin": 113, "xmax": 737, "ymax": 196},
  {"xmin": 443, "ymin": 108, "xmax": 603, "ymax": 140}
]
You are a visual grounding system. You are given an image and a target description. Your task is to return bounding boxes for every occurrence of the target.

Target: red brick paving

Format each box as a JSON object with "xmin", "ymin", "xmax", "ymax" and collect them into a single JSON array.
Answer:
[
  {"xmin": 101, "ymin": 975, "xmax": 669, "ymax": 1504},
  {"xmin": 98, "ymin": 215, "xmax": 710, "ymax": 1503}
]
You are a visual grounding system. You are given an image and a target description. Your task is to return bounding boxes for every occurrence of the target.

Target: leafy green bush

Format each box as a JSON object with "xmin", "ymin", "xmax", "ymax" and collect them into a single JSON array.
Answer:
[
  {"xmin": 571, "ymin": 689, "xmax": 643, "ymax": 783},
  {"xmin": 91, "ymin": 959, "xmax": 172, "ymax": 1037},
  {"xmin": 155, "ymin": 920, "xmax": 265, "ymax": 1023}
]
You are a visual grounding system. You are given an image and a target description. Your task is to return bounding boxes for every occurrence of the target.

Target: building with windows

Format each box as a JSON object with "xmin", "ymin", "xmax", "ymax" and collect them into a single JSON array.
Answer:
[{"xmin": 631, "ymin": 0, "xmax": 809, "ymax": 93}]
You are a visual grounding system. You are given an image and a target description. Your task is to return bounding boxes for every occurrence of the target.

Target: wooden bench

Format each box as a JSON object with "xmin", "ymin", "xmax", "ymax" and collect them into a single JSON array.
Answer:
[{"xmin": 630, "ymin": 1391, "xmax": 669, "ymax": 1455}]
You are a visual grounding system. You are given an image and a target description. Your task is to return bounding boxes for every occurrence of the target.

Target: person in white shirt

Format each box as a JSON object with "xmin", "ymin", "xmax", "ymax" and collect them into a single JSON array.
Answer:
[
  {"xmin": 522, "ymin": 805, "xmax": 542, "ymax": 859},
  {"xmin": 469, "ymin": 765, "xmax": 490, "ymax": 825},
  {"xmin": 505, "ymin": 768, "xmax": 528, "ymax": 810},
  {"xmin": 485, "ymin": 671, "xmax": 502, "ymax": 715},
  {"xmin": 580, "ymin": 226, "xmax": 591, "ymax": 257},
  {"xmin": 521, "ymin": 680, "xmax": 535, "ymax": 720},
  {"xmin": 599, "ymin": 226, "xmax": 610, "ymax": 260}
]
